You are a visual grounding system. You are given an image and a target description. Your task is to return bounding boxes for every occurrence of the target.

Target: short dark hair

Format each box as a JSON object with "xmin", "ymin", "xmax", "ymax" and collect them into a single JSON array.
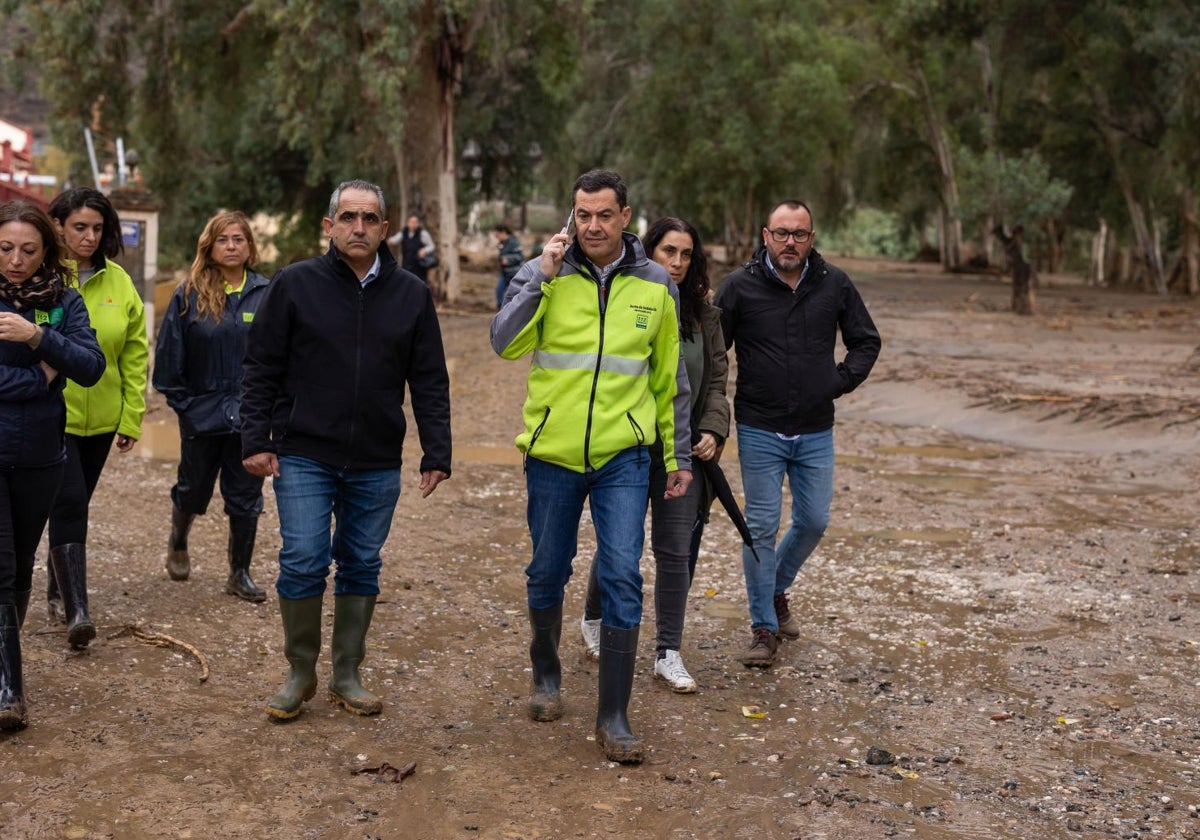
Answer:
[
  {"xmin": 328, "ymin": 179, "xmax": 386, "ymax": 218},
  {"xmin": 0, "ymin": 200, "xmax": 71, "ymax": 280},
  {"xmin": 47, "ymin": 187, "xmax": 124, "ymax": 260},
  {"xmin": 572, "ymin": 169, "xmax": 627, "ymax": 209},
  {"xmin": 767, "ymin": 199, "xmax": 814, "ymax": 228},
  {"xmin": 492, "ymin": 223, "xmax": 512, "ymax": 235}
]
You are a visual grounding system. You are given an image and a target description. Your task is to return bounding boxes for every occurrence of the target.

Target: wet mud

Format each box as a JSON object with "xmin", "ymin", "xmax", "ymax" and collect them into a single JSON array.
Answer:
[{"xmin": 1, "ymin": 260, "xmax": 1197, "ymax": 839}]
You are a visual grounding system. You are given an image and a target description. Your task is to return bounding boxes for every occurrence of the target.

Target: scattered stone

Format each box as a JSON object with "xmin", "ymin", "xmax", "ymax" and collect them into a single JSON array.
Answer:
[{"xmin": 866, "ymin": 747, "xmax": 895, "ymax": 766}]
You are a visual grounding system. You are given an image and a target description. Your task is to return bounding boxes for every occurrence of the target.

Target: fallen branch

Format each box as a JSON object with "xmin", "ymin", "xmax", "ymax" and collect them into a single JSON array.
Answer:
[{"xmin": 107, "ymin": 624, "xmax": 210, "ymax": 683}]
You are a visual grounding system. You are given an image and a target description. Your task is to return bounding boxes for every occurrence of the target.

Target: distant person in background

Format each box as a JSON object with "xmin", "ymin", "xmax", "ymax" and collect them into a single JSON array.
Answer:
[
  {"xmin": 389, "ymin": 214, "xmax": 435, "ymax": 282},
  {"xmin": 580, "ymin": 217, "xmax": 729, "ymax": 694},
  {"xmin": 492, "ymin": 223, "xmax": 524, "ymax": 309},
  {"xmin": 152, "ymin": 211, "xmax": 271, "ymax": 602},
  {"xmin": 714, "ymin": 199, "xmax": 880, "ymax": 668},
  {"xmin": 45, "ymin": 188, "xmax": 148, "ymax": 649},
  {"xmin": 0, "ymin": 201, "xmax": 105, "ymax": 730}
]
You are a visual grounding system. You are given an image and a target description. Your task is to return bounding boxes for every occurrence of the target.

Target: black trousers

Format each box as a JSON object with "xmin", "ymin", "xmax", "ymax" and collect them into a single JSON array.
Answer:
[
  {"xmin": 0, "ymin": 464, "xmax": 63, "ymax": 604},
  {"xmin": 48, "ymin": 432, "xmax": 115, "ymax": 548},
  {"xmin": 171, "ymin": 433, "xmax": 264, "ymax": 519}
]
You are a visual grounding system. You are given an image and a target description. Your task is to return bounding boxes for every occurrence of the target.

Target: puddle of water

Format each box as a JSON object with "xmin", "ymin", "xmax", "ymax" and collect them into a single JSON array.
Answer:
[
  {"xmin": 827, "ymin": 526, "xmax": 972, "ymax": 545},
  {"xmin": 875, "ymin": 444, "xmax": 1004, "ymax": 460},
  {"xmin": 878, "ymin": 471, "xmax": 995, "ymax": 493},
  {"xmin": 136, "ymin": 419, "xmax": 181, "ymax": 461},
  {"xmin": 700, "ymin": 600, "xmax": 746, "ymax": 621}
]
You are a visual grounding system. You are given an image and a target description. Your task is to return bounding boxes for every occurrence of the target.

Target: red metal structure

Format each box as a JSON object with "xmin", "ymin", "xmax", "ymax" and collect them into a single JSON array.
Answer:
[{"xmin": 0, "ymin": 119, "xmax": 52, "ymax": 209}]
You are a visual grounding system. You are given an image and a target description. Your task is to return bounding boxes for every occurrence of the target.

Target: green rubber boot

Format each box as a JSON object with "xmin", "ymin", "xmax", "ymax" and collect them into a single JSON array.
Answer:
[
  {"xmin": 328, "ymin": 595, "xmax": 382, "ymax": 716},
  {"xmin": 264, "ymin": 596, "xmax": 322, "ymax": 720}
]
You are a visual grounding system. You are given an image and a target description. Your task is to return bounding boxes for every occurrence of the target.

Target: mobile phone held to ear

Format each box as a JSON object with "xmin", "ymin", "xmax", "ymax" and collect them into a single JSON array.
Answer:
[{"xmin": 563, "ymin": 209, "xmax": 575, "ymax": 241}]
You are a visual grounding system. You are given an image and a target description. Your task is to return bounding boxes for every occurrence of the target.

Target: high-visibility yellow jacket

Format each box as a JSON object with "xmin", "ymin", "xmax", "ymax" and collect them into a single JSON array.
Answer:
[
  {"xmin": 64, "ymin": 257, "xmax": 148, "ymax": 439},
  {"xmin": 490, "ymin": 233, "xmax": 691, "ymax": 474}
]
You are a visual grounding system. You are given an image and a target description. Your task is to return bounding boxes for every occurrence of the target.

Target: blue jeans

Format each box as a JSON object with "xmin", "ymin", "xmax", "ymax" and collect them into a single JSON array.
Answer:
[
  {"xmin": 736, "ymin": 425, "xmax": 835, "ymax": 632},
  {"xmin": 272, "ymin": 456, "xmax": 401, "ymax": 600},
  {"xmin": 524, "ymin": 448, "xmax": 650, "ymax": 630}
]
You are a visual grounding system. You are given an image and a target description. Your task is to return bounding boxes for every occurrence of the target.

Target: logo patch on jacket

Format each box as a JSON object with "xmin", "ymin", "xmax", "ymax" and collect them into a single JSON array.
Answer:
[
  {"xmin": 34, "ymin": 307, "xmax": 64, "ymax": 326},
  {"xmin": 242, "ymin": 312, "xmax": 254, "ymax": 323},
  {"xmin": 629, "ymin": 303, "xmax": 655, "ymax": 331}
]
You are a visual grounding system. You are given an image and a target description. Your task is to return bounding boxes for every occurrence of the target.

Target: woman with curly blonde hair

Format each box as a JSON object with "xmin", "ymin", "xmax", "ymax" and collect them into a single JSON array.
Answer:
[{"xmin": 153, "ymin": 211, "xmax": 271, "ymax": 602}]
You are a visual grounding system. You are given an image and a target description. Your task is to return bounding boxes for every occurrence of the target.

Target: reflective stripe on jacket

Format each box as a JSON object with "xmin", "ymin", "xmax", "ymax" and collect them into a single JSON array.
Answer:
[{"xmin": 490, "ymin": 233, "xmax": 691, "ymax": 474}]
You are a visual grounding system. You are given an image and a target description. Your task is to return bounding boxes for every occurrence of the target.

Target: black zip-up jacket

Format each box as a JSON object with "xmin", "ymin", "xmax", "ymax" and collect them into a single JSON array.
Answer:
[
  {"xmin": 0, "ymin": 288, "xmax": 105, "ymax": 467},
  {"xmin": 240, "ymin": 244, "xmax": 452, "ymax": 474},
  {"xmin": 713, "ymin": 247, "xmax": 880, "ymax": 435},
  {"xmin": 153, "ymin": 270, "xmax": 270, "ymax": 437}
]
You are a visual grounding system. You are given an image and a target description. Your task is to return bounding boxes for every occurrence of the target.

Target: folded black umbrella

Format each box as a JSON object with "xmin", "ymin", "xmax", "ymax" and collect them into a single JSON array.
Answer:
[{"xmin": 698, "ymin": 457, "xmax": 761, "ymax": 564}]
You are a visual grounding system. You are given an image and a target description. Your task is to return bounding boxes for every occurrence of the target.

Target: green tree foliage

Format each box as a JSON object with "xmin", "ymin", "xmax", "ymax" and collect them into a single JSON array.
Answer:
[{"xmin": 3, "ymin": 0, "xmax": 1194, "ymax": 295}]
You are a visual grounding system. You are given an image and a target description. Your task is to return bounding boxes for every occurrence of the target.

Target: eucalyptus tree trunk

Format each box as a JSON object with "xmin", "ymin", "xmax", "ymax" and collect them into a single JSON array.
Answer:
[
  {"xmin": 914, "ymin": 66, "xmax": 963, "ymax": 271},
  {"xmin": 402, "ymin": 1, "xmax": 467, "ymax": 303},
  {"xmin": 1178, "ymin": 187, "xmax": 1199, "ymax": 296}
]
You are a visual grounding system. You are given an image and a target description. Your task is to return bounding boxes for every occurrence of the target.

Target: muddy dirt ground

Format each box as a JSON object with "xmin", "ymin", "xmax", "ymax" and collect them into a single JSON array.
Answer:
[{"xmin": 2, "ymin": 258, "xmax": 1198, "ymax": 840}]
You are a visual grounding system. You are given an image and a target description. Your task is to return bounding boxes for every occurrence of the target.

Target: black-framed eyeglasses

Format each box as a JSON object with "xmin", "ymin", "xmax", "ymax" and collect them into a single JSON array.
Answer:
[{"xmin": 768, "ymin": 228, "xmax": 813, "ymax": 244}]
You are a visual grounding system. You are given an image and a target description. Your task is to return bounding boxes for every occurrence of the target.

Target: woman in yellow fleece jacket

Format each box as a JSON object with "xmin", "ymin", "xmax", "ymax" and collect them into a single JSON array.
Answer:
[{"xmin": 45, "ymin": 188, "xmax": 148, "ymax": 648}]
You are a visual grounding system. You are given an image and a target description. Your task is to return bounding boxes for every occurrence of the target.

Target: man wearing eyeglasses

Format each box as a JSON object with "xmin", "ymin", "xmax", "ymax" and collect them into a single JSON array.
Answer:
[
  {"xmin": 714, "ymin": 199, "xmax": 880, "ymax": 667},
  {"xmin": 241, "ymin": 179, "xmax": 452, "ymax": 719}
]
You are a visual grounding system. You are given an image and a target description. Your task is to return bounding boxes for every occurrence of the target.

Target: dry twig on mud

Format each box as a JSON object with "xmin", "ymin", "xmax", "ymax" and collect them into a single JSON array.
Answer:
[{"xmin": 107, "ymin": 624, "xmax": 210, "ymax": 683}]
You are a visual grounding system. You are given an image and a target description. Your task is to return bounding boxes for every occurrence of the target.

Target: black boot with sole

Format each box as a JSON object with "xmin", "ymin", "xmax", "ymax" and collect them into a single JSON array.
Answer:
[
  {"xmin": 595, "ymin": 624, "xmax": 644, "ymax": 764},
  {"xmin": 0, "ymin": 603, "xmax": 26, "ymax": 730},
  {"xmin": 49, "ymin": 544, "xmax": 95, "ymax": 649},
  {"xmin": 225, "ymin": 516, "xmax": 267, "ymax": 602},
  {"xmin": 166, "ymin": 505, "xmax": 196, "ymax": 581},
  {"xmin": 527, "ymin": 605, "xmax": 563, "ymax": 721}
]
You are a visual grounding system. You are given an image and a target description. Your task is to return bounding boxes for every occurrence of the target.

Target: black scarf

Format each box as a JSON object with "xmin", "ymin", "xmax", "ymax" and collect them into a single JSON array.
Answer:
[{"xmin": 0, "ymin": 271, "xmax": 67, "ymax": 311}]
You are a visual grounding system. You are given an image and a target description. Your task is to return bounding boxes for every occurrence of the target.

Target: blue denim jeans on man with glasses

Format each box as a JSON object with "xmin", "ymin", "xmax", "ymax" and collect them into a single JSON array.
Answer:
[
  {"xmin": 736, "ymin": 424, "xmax": 835, "ymax": 632},
  {"xmin": 524, "ymin": 447, "xmax": 650, "ymax": 630},
  {"xmin": 272, "ymin": 456, "xmax": 402, "ymax": 600}
]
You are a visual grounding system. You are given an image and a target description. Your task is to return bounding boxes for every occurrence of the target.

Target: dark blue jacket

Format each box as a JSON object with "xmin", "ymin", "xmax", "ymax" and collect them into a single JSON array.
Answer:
[
  {"xmin": 152, "ymin": 270, "xmax": 271, "ymax": 437},
  {"xmin": 240, "ymin": 245, "xmax": 452, "ymax": 474},
  {"xmin": 0, "ymin": 289, "xmax": 105, "ymax": 467},
  {"xmin": 714, "ymin": 248, "xmax": 880, "ymax": 435}
]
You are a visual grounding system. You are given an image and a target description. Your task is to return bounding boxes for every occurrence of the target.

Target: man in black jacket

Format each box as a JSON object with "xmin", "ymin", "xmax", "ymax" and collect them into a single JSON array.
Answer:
[
  {"xmin": 714, "ymin": 199, "xmax": 880, "ymax": 668},
  {"xmin": 241, "ymin": 179, "xmax": 452, "ymax": 719}
]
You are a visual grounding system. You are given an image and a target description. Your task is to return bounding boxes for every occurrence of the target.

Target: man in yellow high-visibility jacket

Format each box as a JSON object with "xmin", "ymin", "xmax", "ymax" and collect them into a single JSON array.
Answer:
[{"xmin": 490, "ymin": 169, "xmax": 692, "ymax": 764}]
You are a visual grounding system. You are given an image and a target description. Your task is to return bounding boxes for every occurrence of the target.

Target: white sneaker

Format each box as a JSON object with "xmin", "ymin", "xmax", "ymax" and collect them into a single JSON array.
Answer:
[
  {"xmin": 654, "ymin": 649, "xmax": 697, "ymax": 693},
  {"xmin": 580, "ymin": 617, "xmax": 601, "ymax": 661}
]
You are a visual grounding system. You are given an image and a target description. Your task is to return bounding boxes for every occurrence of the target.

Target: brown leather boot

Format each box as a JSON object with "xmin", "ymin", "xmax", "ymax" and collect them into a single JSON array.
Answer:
[
  {"xmin": 773, "ymin": 592, "xmax": 800, "ymax": 640},
  {"xmin": 739, "ymin": 627, "xmax": 779, "ymax": 668}
]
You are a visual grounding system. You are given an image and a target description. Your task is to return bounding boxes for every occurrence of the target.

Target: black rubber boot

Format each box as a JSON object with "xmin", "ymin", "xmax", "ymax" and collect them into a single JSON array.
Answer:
[
  {"xmin": 15, "ymin": 590, "xmax": 30, "ymax": 631},
  {"xmin": 166, "ymin": 505, "xmax": 196, "ymax": 581},
  {"xmin": 265, "ymin": 596, "xmax": 322, "ymax": 720},
  {"xmin": 0, "ymin": 603, "xmax": 26, "ymax": 731},
  {"xmin": 595, "ymin": 624, "xmax": 644, "ymax": 764},
  {"xmin": 328, "ymin": 595, "xmax": 382, "ymax": 716},
  {"xmin": 224, "ymin": 516, "xmax": 267, "ymax": 603},
  {"xmin": 46, "ymin": 565, "xmax": 65, "ymax": 624},
  {"xmin": 49, "ymin": 545, "xmax": 95, "ymax": 649},
  {"xmin": 527, "ymin": 605, "xmax": 563, "ymax": 722}
]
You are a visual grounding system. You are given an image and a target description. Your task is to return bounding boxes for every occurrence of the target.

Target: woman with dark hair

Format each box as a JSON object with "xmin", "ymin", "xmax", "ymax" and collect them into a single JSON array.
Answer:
[
  {"xmin": 45, "ymin": 187, "xmax": 148, "ymax": 648},
  {"xmin": 0, "ymin": 201, "xmax": 105, "ymax": 729},
  {"xmin": 153, "ymin": 211, "xmax": 270, "ymax": 602},
  {"xmin": 580, "ymin": 216, "xmax": 729, "ymax": 693}
]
